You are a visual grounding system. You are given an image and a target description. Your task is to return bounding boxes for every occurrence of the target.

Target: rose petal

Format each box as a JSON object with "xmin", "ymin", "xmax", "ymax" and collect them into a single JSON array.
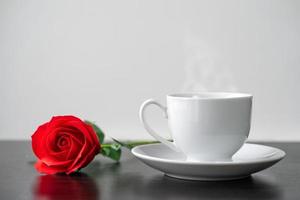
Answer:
[
  {"xmin": 46, "ymin": 128, "xmax": 63, "ymax": 152},
  {"xmin": 66, "ymin": 135, "xmax": 84, "ymax": 160},
  {"xmin": 84, "ymin": 123, "xmax": 101, "ymax": 149},
  {"xmin": 35, "ymin": 160, "xmax": 68, "ymax": 175},
  {"xmin": 43, "ymin": 129, "xmax": 69, "ymax": 161},
  {"xmin": 64, "ymin": 121, "xmax": 94, "ymax": 145},
  {"xmin": 32, "ymin": 122, "xmax": 50, "ymax": 160},
  {"xmin": 41, "ymin": 157, "xmax": 73, "ymax": 167},
  {"xmin": 67, "ymin": 146, "xmax": 98, "ymax": 174},
  {"xmin": 44, "ymin": 129, "xmax": 83, "ymax": 162},
  {"xmin": 66, "ymin": 137, "xmax": 90, "ymax": 171},
  {"xmin": 48, "ymin": 116, "xmax": 82, "ymax": 130},
  {"xmin": 44, "ymin": 128, "xmax": 83, "ymax": 161},
  {"xmin": 46, "ymin": 150, "xmax": 69, "ymax": 161},
  {"xmin": 58, "ymin": 127, "xmax": 84, "ymax": 146}
]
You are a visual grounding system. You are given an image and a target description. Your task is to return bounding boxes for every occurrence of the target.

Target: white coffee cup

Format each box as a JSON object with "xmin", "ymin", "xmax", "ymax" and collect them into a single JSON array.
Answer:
[{"xmin": 139, "ymin": 92, "xmax": 252, "ymax": 161}]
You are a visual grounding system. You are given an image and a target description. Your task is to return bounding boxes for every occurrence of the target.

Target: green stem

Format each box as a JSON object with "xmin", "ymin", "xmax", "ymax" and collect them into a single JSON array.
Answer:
[
  {"xmin": 100, "ymin": 144, "xmax": 113, "ymax": 148},
  {"xmin": 101, "ymin": 140, "xmax": 160, "ymax": 150},
  {"xmin": 124, "ymin": 140, "xmax": 160, "ymax": 148},
  {"xmin": 99, "ymin": 140, "xmax": 166, "ymax": 161}
]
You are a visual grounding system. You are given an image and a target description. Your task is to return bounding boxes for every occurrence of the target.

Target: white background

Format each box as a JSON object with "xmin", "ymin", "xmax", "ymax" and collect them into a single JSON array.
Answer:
[{"xmin": 1, "ymin": 0, "xmax": 299, "ymax": 141}]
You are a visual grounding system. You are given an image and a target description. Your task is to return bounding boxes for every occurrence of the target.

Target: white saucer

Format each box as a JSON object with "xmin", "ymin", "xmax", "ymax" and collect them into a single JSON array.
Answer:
[{"xmin": 131, "ymin": 143, "xmax": 285, "ymax": 181}]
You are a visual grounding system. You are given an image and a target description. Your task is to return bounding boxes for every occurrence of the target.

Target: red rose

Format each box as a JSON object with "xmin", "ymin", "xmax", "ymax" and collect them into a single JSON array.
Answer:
[{"xmin": 31, "ymin": 115, "xmax": 101, "ymax": 174}]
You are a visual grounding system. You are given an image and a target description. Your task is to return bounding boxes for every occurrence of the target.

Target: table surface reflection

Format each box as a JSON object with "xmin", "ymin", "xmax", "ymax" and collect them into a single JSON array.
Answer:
[{"xmin": 0, "ymin": 141, "xmax": 299, "ymax": 200}]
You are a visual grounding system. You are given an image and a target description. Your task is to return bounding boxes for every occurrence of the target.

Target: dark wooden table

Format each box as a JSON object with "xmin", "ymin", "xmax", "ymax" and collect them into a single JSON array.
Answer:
[{"xmin": 0, "ymin": 141, "xmax": 299, "ymax": 200}]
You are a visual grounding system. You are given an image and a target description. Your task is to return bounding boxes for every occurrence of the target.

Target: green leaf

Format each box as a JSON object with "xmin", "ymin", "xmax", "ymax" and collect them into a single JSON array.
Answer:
[
  {"xmin": 85, "ymin": 120, "xmax": 105, "ymax": 143},
  {"xmin": 101, "ymin": 144, "xmax": 122, "ymax": 161}
]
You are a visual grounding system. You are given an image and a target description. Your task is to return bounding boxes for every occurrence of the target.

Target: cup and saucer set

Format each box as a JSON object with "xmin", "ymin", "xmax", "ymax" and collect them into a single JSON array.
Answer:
[{"xmin": 132, "ymin": 93, "xmax": 285, "ymax": 181}]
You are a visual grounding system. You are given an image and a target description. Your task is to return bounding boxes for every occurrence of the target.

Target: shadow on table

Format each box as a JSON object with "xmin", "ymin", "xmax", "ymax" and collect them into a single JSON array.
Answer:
[
  {"xmin": 32, "ymin": 172, "xmax": 100, "ymax": 200},
  {"xmin": 84, "ymin": 159, "xmax": 283, "ymax": 199},
  {"xmin": 110, "ymin": 174, "xmax": 283, "ymax": 200},
  {"xmin": 83, "ymin": 160, "xmax": 121, "ymax": 177}
]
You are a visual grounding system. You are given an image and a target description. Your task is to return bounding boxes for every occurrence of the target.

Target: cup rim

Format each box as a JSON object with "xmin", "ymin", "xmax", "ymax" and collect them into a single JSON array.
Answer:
[{"xmin": 167, "ymin": 92, "xmax": 253, "ymax": 100}]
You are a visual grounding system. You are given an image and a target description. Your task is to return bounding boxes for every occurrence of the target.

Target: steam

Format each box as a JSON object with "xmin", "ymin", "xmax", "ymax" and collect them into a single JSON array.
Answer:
[{"xmin": 181, "ymin": 31, "xmax": 237, "ymax": 92}]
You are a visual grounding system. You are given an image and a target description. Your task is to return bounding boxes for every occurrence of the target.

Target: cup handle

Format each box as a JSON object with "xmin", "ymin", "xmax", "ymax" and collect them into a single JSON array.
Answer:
[{"xmin": 139, "ymin": 99, "xmax": 179, "ymax": 152}]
